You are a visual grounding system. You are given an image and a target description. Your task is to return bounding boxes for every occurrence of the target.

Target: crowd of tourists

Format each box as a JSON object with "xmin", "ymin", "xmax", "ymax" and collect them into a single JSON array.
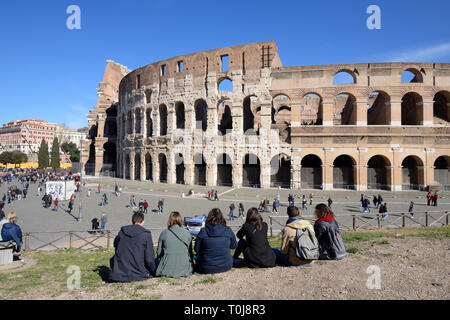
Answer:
[{"xmin": 108, "ymin": 204, "xmax": 346, "ymax": 282}]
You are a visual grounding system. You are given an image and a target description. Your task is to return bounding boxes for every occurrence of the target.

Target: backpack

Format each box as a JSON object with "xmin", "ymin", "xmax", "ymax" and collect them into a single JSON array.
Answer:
[
  {"xmin": 325, "ymin": 221, "xmax": 346, "ymax": 260},
  {"xmin": 293, "ymin": 227, "xmax": 319, "ymax": 260}
]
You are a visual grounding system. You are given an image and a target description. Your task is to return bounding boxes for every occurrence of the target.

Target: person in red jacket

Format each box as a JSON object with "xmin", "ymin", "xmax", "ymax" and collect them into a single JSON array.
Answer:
[
  {"xmin": 432, "ymin": 192, "xmax": 438, "ymax": 206},
  {"xmin": 52, "ymin": 198, "xmax": 59, "ymax": 211},
  {"xmin": 143, "ymin": 200, "xmax": 149, "ymax": 214}
]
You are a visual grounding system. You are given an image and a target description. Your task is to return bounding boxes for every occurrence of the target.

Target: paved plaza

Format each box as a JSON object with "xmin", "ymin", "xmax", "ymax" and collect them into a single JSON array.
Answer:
[{"xmin": 1, "ymin": 176, "xmax": 449, "ymax": 249}]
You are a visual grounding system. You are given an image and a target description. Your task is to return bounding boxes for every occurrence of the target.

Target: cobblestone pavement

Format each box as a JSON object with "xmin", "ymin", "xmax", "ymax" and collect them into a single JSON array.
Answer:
[{"xmin": 1, "ymin": 176, "xmax": 449, "ymax": 249}]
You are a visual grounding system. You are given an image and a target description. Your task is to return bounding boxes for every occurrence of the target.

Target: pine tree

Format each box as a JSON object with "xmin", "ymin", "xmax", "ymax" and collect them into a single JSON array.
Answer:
[
  {"xmin": 50, "ymin": 137, "xmax": 60, "ymax": 169},
  {"xmin": 38, "ymin": 139, "xmax": 49, "ymax": 169}
]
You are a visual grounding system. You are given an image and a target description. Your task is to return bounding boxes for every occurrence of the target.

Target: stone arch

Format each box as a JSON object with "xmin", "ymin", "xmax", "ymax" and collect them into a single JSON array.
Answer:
[
  {"xmin": 401, "ymin": 155, "xmax": 424, "ymax": 190},
  {"xmin": 134, "ymin": 153, "xmax": 141, "ymax": 180},
  {"xmin": 145, "ymin": 153, "xmax": 153, "ymax": 181},
  {"xmin": 401, "ymin": 92, "xmax": 423, "ymax": 125},
  {"xmin": 159, "ymin": 153, "xmax": 168, "ymax": 183},
  {"xmin": 302, "ymin": 93, "xmax": 323, "ymax": 125},
  {"xmin": 135, "ymin": 108, "xmax": 142, "ymax": 134},
  {"xmin": 333, "ymin": 69, "xmax": 357, "ymax": 84},
  {"xmin": 175, "ymin": 153, "xmax": 185, "ymax": 184},
  {"xmin": 368, "ymin": 91, "xmax": 391, "ymax": 125},
  {"xmin": 243, "ymin": 153, "xmax": 260, "ymax": 188},
  {"xmin": 243, "ymin": 95, "xmax": 257, "ymax": 135},
  {"xmin": 175, "ymin": 101, "xmax": 186, "ymax": 129},
  {"xmin": 193, "ymin": 153, "xmax": 207, "ymax": 185},
  {"xmin": 335, "ymin": 92, "xmax": 357, "ymax": 125},
  {"xmin": 367, "ymin": 155, "xmax": 391, "ymax": 190},
  {"xmin": 270, "ymin": 153, "xmax": 291, "ymax": 188},
  {"xmin": 433, "ymin": 91, "xmax": 450, "ymax": 124},
  {"xmin": 301, "ymin": 154, "xmax": 323, "ymax": 189},
  {"xmin": 433, "ymin": 155, "xmax": 450, "ymax": 190},
  {"xmin": 333, "ymin": 154, "xmax": 356, "ymax": 190},
  {"xmin": 218, "ymin": 77, "xmax": 233, "ymax": 92},
  {"xmin": 102, "ymin": 142, "xmax": 116, "ymax": 173},
  {"xmin": 401, "ymin": 68, "xmax": 423, "ymax": 83},
  {"xmin": 159, "ymin": 104, "xmax": 168, "ymax": 135},
  {"xmin": 146, "ymin": 108, "xmax": 153, "ymax": 137},
  {"xmin": 217, "ymin": 101, "xmax": 232, "ymax": 135},
  {"xmin": 194, "ymin": 99, "xmax": 208, "ymax": 131},
  {"xmin": 125, "ymin": 154, "xmax": 131, "ymax": 180},
  {"xmin": 217, "ymin": 153, "xmax": 233, "ymax": 186}
]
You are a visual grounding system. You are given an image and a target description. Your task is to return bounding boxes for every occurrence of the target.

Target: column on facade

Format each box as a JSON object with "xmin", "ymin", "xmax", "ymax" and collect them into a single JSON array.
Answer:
[
  {"xmin": 153, "ymin": 109, "xmax": 160, "ymax": 137},
  {"xmin": 153, "ymin": 152, "xmax": 160, "ymax": 183},
  {"xmin": 167, "ymin": 102, "xmax": 175, "ymax": 135},
  {"xmin": 290, "ymin": 101, "xmax": 302, "ymax": 128},
  {"xmin": 291, "ymin": 148, "xmax": 302, "ymax": 189},
  {"xmin": 422, "ymin": 98, "xmax": 434, "ymax": 126},
  {"xmin": 130, "ymin": 150, "xmax": 135, "ymax": 181},
  {"xmin": 390, "ymin": 99, "xmax": 402, "ymax": 126},
  {"xmin": 424, "ymin": 148, "xmax": 435, "ymax": 187},
  {"xmin": 322, "ymin": 99, "xmax": 334, "ymax": 126},
  {"xmin": 141, "ymin": 108, "xmax": 147, "ymax": 138},
  {"xmin": 357, "ymin": 147, "xmax": 368, "ymax": 191},
  {"xmin": 356, "ymin": 99, "xmax": 368, "ymax": 126},
  {"xmin": 167, "ymin": 152, "xmax": 176, "ymax": 184},
  {"xmin": 140, "ymin": 148, "xmax": 146, "ymax": 181},
  {"xmin": 322, "ymin": 148, "xmax": 333, "ymax": 190},
  {"xmin": 206, "ymin": 162, "xmax": 217, "ymax": 187}
]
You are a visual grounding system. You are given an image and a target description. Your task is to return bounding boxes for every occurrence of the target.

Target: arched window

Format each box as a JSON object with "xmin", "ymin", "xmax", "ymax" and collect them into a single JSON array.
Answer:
[
  {"xmin": 333, "ymin": 70, "xmax": 356, "ymax": 84},
  {"xmin": 335, "ymin": 93, "xmax": 357, "ymax": 125},
  {"xmin": 401, "ymin": 68, "xmax": 423, "ymax": 83},
  {"xmin": 401, "ymin": 92, "xmax": 423, "ymax": 125},
  {"xmin": 368, "ymin": 91, "xmax": 391, "ymax": 125},
  {"xmin": 218, "ymin": 78, "xmax": 233, "ymax": 92}
]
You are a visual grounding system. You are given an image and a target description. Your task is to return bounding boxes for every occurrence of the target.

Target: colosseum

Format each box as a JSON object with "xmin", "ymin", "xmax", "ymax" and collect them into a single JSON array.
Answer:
[{"xmin": 81, "ymin": 41, "xmax": 450, "ymax": 192}]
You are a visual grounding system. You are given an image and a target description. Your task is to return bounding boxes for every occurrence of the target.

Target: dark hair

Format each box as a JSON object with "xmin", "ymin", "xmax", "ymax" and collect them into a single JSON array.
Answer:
[
  {"xmin": 287, "ymin": 206, "xmax": 301, "ymax": 218},
  {"xmin": 205, "ymin": 208, "xmax": 227, "ymax": 227},
  {"xmin": 314, "ymin": 203, "xmax": 334, "ymax": 220},
  {"xmin": 132, "ymin": 212, "xmax": 145, "ymax": 224},
  {"xmin": 245, "ymin": 207, "xmax": 263, "ymax": 231}
]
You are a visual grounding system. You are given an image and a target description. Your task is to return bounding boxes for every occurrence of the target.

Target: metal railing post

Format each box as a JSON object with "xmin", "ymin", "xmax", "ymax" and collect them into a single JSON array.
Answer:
[
  {"xmin": 269, "ymin": 217, "xmax": 273, "ymax": 237},
  {"xmin": 352, "ymin": 215, "xmax": 356, "ymax": 230},
  {"xmin": 402, "ymin": 213, "xmax": 405, "ymax": 228},
  {"xmin": 425, "ymin": 212, "xmax": 428, "ymax": 227},
  {"xmin": 107, "ymin": 230, "xmax": 111, "ymax": 249},
  {"xmin": 69, "ymin": 232, "xmax": 72, "ymax": 249},
  {"xmin": 25, "ymin": 233, "xmax": 30, "ymax": 251},
  {"xmin": 377, "ymin": 214, "xmax": 381, "ymax": 229}
]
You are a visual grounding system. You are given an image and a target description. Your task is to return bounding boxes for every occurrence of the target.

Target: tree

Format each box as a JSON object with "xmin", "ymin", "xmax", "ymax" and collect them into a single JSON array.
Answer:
[
  {"xmin": 0, "ymin": 151, "xmax": 13, "ymax": 165},
  {"xmin": 61, "ymin": 142, "xmax": 80, "ymax": 162},
  {"xmin": 11, "ymin": 151, "xmax": 28, "ymax": 167},
  {"xmin": 50, "ymin": 137, "xmax": 61, "ymax": 169},
  {"xmin": 38, "ymin": 139, "xmax": 49, "ymax": 169}
]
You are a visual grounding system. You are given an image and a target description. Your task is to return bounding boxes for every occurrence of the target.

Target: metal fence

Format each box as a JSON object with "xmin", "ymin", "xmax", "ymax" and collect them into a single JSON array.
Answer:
[
  {"xmin": 268, "ymin": 210, "xmax": 449, "ymax": 237},
  {"xmin": 22, "ymin": 224, "xmax": 244, "ymax": 251}
]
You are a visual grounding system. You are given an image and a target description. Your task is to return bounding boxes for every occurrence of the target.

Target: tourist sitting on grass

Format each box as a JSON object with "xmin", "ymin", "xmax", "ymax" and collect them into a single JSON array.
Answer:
[
  {"xmin": 194, "ymin": 208, "xmax": 237, "ymax": 274},
  {"xmin": 109, "ymin": 212, "xmax": 156, "ymax": 282},
  {"xmin": 155, "ymin": 212, "xmax": 194, "ymax": 278},
  {"xmin": 273, "ymin": 206, "xmax": 315, "ymax": 267},
  {"xmin": 314, "ymin": 204, "xmax": 346, "ymax": 260},
  {"xmin": 233, "ymin": 208, "xmax": 276, "ymax": 268},
  {"xmin": 0, "ymin": 212, "xmax": 23, "ymax": 257}
]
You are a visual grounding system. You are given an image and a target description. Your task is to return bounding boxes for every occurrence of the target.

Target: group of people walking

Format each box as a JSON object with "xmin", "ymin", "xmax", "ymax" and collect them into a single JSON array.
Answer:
[{"xmin": 109, "ymin": 204, "xmax": 346, "ymax": 282}]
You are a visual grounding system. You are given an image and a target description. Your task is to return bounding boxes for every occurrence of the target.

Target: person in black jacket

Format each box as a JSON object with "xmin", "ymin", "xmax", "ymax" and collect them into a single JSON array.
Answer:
[
  {"xmin": 109, "ymin": 212, "xmax": 156, "ymax": 282},
  {"xmin": 194, "ymin": 208, "xmax": 237, "ymax": 274},
  {"xmin": 233, "ymin": 208, "xmax": 276, "ymax": 268}
]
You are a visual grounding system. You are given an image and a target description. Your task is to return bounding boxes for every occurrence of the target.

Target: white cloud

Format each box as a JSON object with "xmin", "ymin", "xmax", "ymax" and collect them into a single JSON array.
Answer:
[{"xmin": 386, "ymin": 43, "xmax": 450, "ymax": 62}]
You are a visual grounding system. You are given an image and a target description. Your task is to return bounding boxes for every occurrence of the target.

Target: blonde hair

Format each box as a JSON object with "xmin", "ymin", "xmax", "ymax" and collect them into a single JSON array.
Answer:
[
  {"xmin": 167, "ymin": 212, "xmax": 183, "ymax": 228},
  {"xmin": 7, "ymin": 212, "xmax": 18, "ymax": 223}
]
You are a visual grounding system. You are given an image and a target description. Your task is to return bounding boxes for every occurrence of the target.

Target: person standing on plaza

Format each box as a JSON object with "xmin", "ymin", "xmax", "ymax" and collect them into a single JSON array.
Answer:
[
  {"xmin": 98, "ymin": 184, "xmax": 101, "ymax": 194},
  {"xmin": 408, "ymin": 201, "xmax": 414, "ymax": 216},
  {"xmin": 302, "ymin": 195, "xmax": 307, "ymax": 210},
  {"xmin": 380, "ymin": 202, "xmax": 388, "ymax": 220},
  {"xmin": 238, "ymin": 203, "xmax": 244, "ymax": 219},
  {"xmin": 426, "ymin": 192, "xmax": 432, "ymax": 206},
  {"xmin": 67, "ymin": 198, "xmax": 74, "ymax": 215},
  {"xmin": 143, "ymin": 200, "xmax": 149, "ymax": 214},
  {"xmin": 158, "ymin": 199, "xmax": 164, "ymax": 215},
  {"xmin": 272, "ymin": 198, "xmax": 278, "ymax": 213},
  {"xmin": 309, "ymin": 193, "xmax": 313, "ymax": 206},
  {"xmin": 52, "ymin": 198, "xmax": 59, "ymax": 212},
  {"xmin": 377, "ymin": 194, "xmax": 383, "ymax": 209},
  {"xmin": 276, "ymin": 193, "xmax": 280, "ymax": 207},
  {"xmin": 214, "ymin": 190, "xmax": 219, "ymax": 201},
  {"xmin": 100, "ymin": 213, "xmax": 107, "ymax": 234},
  {"xmin": 327, "ymin": 196, "xmax": 333, "ymax": 208},
  {"xmin": 208, "ymin": 190, "xmax": 211, "ymax": 200},
  {"xmin": 433, "ymin": 192, "xmax": 438, "ymax": 206},
  {"xmin": 228, "ymin": 203, "xmax": 235, "ymax": 221},
  {"xmin": 373, "ymin": 195, "xmax": 378, "ymax": 208}
]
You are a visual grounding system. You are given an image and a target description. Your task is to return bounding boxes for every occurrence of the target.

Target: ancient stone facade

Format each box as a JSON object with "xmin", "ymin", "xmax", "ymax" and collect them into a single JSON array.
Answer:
[{"xmin": 84, "ymin": 41, "xmax": 450, "ymax": 191}]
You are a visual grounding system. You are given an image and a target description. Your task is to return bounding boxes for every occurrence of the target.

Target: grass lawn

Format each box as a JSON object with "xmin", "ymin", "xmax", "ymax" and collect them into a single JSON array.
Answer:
[{"xmin": 0, "ymin": 225, "xmax": 448, "ymax": 300}]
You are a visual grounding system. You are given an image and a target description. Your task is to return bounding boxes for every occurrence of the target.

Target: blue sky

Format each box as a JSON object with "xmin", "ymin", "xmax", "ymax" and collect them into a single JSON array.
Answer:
[{"xmin": 0, "ymin": 0, "xmax": 449, "ymax": 129}]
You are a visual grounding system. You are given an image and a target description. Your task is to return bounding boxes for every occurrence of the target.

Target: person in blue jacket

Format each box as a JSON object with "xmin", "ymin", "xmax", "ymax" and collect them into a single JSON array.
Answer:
[
  {"xmin": 1, "ymin": 212, "xmax": 23, "ymax": 255},
  {"xmin": 194, "ymin": 208, "xmax": 237, "ymax": 274}
]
